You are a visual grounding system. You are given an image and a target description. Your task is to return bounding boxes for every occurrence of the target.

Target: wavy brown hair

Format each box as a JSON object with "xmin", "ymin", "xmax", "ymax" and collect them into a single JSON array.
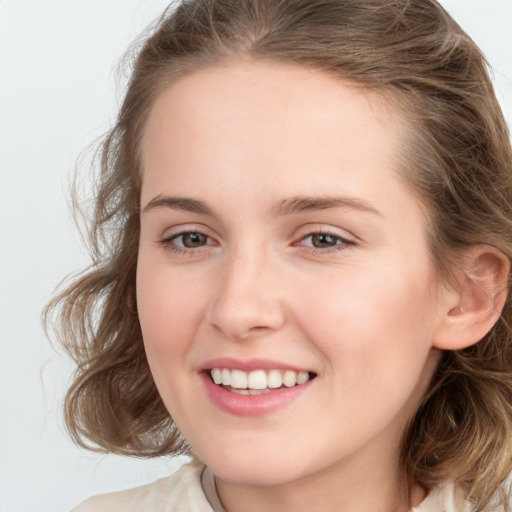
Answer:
[{"xmin": 45, "ymin": 0, "xmax": 512, "ymax": 508}]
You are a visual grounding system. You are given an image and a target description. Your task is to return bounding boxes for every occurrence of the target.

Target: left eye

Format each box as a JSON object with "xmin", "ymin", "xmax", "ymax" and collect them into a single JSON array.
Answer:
[
  {"xmin": 310, "ymin": 233, "xmax": 339, "ymax": 248},
  {"xmin": 301, "ymin": 233, "xmax": 346, "ymax": 248}
]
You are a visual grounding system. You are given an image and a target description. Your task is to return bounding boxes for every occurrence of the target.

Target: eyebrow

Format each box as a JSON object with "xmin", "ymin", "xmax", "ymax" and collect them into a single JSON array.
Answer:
[
  {"xmin": 142, "ymin": 195, "xmax": 213, "ymax": 215},
  {"xmin": 142, "ymin": 194, "xmax": 381, "ymax": 217},
  {"xmin": 272, "ymin": 195, "xmax": 382, "ymax": 217}
]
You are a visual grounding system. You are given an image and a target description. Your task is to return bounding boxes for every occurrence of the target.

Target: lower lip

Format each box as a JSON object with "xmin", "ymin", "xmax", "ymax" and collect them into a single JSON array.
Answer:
[{"xmin": 201, "ymin": 373, "xmax": 313, "ymax": 417}]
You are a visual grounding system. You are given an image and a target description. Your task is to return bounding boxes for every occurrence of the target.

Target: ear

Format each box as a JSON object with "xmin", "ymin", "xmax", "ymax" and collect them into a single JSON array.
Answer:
[{"xmin": 433, "ymin": 245, "xmax": 510, "ymax": 351}]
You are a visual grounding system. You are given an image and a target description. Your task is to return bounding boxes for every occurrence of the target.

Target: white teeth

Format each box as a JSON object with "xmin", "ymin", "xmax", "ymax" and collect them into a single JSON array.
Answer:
[
  {"xmin": 210, "ymin": 368, "xmax": 312, "ymax": 391},
  {"xmin": 221, "ymin": 368, "xmax": 231, "ymax": 386},
  {"xmin": 297, "ymin": 371, "xmax": 309, "ymax": 385},
  {"xmin": 230, "ymin": 369, "xmax": 248, "ymax": 389},
  {"xmin": 248, "ymin": 370, "xmax": 267, "ymax": 389},
  {"xmin": 231, "ymin": 388, "xmax": 250, "ymax": 395},
  {"xmin": 283, "ymin": 370, "xmax": 297, "ymax": 387},
  {"xmin": 211, "ymin": 368, "xmax": 222, "ymax": 385},
  {"xmin": 267, "ymin": 369, "xmax": 283, "ymax": 389}
]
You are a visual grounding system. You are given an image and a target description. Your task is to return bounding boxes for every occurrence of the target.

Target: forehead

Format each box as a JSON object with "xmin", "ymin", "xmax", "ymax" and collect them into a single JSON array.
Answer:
[
  {"xmin": 140, "ymin": 60, "xmax": 412, "ymax": 211},
  {"xmin": 142, "ymin": 61, "xmax": 404, "ymax": 154}
]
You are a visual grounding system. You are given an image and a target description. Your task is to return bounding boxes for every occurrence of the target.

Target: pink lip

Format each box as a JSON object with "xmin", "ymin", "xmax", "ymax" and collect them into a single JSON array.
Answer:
[
  {"xmin": 200, "ymin": 357, "xmax": 310, "ymax": 373},
  {"xmin": 200, "ymin": 369, "xmax": 314, "ymax": 418}
]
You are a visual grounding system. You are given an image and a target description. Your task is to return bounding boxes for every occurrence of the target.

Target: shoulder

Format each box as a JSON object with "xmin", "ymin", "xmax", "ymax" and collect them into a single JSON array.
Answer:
[
  {"xmin": 71, "ymin": 460, "xmax": 213, "ymax": 512},
  {"xmin": 415, "ymin": 474, "xmax": 512, "ymax": 512},
  {"xmin": 484, "ymin": 473, "xmax": 512, "ymax": 512}
]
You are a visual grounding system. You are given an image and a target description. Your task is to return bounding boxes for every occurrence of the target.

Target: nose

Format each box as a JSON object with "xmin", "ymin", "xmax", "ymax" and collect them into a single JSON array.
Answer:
[{"xmin": 206, "ymin": 250, "xmax": 286, "ymax": 341}]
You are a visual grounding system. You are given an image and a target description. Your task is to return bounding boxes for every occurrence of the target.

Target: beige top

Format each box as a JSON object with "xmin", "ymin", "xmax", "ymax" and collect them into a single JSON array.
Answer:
[{"xmin": 72, "ymin": 460, "xmax": 512, "ymax": 512}]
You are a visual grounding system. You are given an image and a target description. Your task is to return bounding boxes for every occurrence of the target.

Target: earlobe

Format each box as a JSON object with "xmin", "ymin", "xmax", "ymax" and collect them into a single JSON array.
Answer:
[{"xmin": 433, "ymin": 245, "xmax": 510, "ymax": 351}]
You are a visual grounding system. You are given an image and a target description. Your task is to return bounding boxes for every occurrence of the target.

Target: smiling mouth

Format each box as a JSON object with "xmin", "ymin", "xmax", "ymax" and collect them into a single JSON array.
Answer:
[{"xmin": 208, "ymin": 368, "xmax": 316, "ymax": 395}]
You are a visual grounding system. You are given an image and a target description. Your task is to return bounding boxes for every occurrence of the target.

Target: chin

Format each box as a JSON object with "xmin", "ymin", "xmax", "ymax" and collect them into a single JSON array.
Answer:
[{"xmin": 199, "ymin": 447, "xmax": 311, "ymax": 487}]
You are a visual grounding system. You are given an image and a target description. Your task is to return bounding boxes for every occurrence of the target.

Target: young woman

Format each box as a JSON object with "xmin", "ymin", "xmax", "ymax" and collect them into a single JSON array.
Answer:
[{"xmin": 47, "ymin": 1, "xmax": 512, "ymax": 510}]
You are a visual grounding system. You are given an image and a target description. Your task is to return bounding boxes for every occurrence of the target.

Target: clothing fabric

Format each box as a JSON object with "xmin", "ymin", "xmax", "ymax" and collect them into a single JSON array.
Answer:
[
  {"xmin": 72, "ymin": 461, "xmax": 222, "ymax": 512},
  {"xmin": 72, "ymin": 460, "xmax": 512, "ymax": 512}
]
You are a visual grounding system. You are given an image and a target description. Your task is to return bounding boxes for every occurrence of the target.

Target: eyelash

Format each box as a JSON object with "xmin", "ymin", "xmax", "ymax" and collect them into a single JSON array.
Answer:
[
  {"xmin": 159, "ymin": 230, "xmax": 215, "ymax": 255},
  {"xmin": 158, "ymin": 229, "xmax": 355, "ymax": 256},
  {"xmin": 295, "ymin": 230, "xmax": 355, "ymax": 255}
]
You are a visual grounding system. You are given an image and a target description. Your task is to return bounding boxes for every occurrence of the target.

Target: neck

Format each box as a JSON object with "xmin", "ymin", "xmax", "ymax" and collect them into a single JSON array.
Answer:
[{"xmin": 215, "ymin": 455, "xmax": 424, "ymax": 512}]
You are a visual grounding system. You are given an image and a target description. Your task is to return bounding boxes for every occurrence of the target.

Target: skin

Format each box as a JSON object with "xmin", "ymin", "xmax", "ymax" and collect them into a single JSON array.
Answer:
[{"xmin": 136, "ymin": 61, "xmax": 455, "ymax": 512}]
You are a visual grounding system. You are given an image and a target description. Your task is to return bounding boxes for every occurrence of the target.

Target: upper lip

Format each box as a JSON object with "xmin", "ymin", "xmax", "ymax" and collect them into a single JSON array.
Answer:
[{"xmin": 200, "ymin": 357, "xmax": 314, "ymax": 373}]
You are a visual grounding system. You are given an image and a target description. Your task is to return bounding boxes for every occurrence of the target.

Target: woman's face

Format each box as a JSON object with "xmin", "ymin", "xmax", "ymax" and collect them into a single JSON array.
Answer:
[{"xmin": 137, "ymin": 61, "xmax": 448, "ymax": 489}]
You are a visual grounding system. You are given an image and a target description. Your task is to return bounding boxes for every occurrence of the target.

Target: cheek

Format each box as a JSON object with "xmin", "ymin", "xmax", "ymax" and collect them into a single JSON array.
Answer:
[
  {"xmin": 136, "ymin": 259, "xmax": 211, "ymax": 423},
  {"xmin": 136, "ymin": 258, "xmax": 204, "ymax": 368},
  {"xmin": 294, "ymin": 258, "xmax": 439, "ymax": 383}
]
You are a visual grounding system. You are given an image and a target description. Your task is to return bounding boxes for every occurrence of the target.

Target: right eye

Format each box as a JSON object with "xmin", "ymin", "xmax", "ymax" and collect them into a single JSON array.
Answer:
[
  {"xmin": 171, "ymin": 232, "xmax": 209, "ymax": 248},
  {"xmin": 160, "ymin": 230, "xmax": 215, "ymax": 254}
]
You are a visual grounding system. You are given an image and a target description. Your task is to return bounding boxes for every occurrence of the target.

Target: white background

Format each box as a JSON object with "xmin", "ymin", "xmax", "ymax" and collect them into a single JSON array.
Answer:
[{"xmin": 0, "ymin": 1, "xmax": 510, "ymax": 511}]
